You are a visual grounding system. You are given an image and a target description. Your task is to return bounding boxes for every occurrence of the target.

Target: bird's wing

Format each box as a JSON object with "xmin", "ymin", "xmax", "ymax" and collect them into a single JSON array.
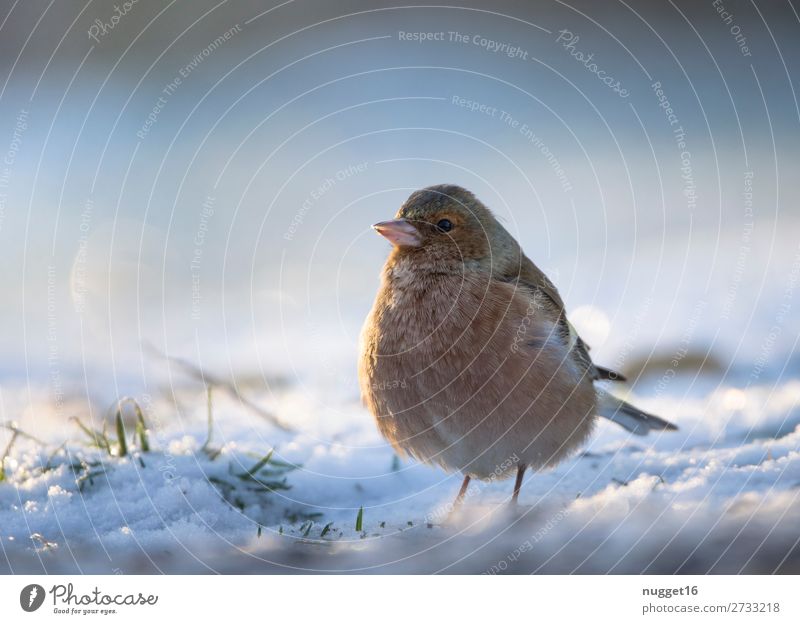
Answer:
[
  {"xmin": 515, "ymin": 252, "xmax": 566, "ymax": 310},
  {"xmin": 498, "ymin": 253, "xmax": 626, "ymax": 382}
]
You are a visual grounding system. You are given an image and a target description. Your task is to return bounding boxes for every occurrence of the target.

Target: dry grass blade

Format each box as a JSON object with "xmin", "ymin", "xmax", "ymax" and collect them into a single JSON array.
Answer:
[
  {"xmin": 71, "ymin": 417, "xmax": 112, "ymax": 454},
  {"xmin": 144, "ymin": 344, "xmax": 293, "ymax": 432},
  {"xmin": 0, "ymin": 429, "xmax": 19, "ymax": 482},
  {"xmin": 1, "ymin": 421, "xmax": 47, "ymax": 446},
  {"xmin": 202, "ymin": 385, "xmax": 213, "ymax": 451}
]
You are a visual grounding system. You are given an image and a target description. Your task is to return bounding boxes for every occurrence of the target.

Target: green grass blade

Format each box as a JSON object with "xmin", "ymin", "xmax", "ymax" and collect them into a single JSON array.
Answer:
[
  {"xmin": 237, "ymin": 450, "xmax": 274, "ymax": 480},
  {"xmin": 135, "ymin": 410, "xmax": 149, "ymax": 452},
  {"xmin": 100, "ymin": 422, "xmax": 111, "ymax": 454},
  {"xmin": 115, "ymin": 410, "xmax": 128, "ymax": 457}
]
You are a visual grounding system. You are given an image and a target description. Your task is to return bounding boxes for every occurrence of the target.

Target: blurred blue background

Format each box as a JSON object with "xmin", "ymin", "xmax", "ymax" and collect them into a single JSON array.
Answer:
[{"xmin": 0, "ymin": 0, "xmax": 798, "ymax": 405}]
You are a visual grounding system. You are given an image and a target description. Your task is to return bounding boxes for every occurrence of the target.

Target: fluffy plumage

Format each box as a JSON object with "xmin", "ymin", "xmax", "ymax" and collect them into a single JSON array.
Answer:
[{"xmin": 358, "ymin": 184, "xmax": 676, "ymax": 490}]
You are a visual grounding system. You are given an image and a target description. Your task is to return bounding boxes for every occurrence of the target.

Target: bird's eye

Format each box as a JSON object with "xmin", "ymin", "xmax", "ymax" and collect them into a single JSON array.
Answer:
[{"xmin": 436, "ymin": 219, "xmax": 453, "ymax": 232}]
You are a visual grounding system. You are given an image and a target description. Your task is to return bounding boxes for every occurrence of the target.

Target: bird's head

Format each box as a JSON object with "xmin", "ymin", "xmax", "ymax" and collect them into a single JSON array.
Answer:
[{"xmin": 372, "ymin": 184, "xmax": 519, "ymax": 273}]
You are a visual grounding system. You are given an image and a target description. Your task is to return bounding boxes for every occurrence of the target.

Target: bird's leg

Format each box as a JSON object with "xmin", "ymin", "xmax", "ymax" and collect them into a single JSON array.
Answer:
[
  {"xmin": 511, "ymin": 464, "xmax": 527, "ymax": 504},
  {"xmin": 452, "ymin": 474, "xmax": 471, "ymax": 509}
]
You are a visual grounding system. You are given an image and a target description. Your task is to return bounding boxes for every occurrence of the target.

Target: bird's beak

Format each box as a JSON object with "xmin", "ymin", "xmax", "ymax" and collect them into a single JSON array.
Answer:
[{"xmin": 372, "ymin": 219, "xmax": 422, "ymax": 247}]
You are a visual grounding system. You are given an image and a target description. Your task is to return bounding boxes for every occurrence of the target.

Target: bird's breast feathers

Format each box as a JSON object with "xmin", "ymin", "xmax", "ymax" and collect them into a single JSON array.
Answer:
[{"xmin": 358, "ymin": 267, "xmax": 596, "ymax": 476}]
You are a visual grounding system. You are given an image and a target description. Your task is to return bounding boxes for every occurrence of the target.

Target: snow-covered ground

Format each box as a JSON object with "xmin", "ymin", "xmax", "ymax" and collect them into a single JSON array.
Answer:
[
  {"xmin": 2, "ymin": 0, "xmax": 799, "ymax": 577},
  {"xmin": 2, "ymin": 363, "xmax": 799, "ymax": 574},
  {"xmin": 2, "ymin": 218, "xmax": 799, "ymax": 574}
]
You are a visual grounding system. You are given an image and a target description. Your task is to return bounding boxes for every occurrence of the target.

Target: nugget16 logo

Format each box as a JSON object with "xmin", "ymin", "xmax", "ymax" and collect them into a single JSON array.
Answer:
[{"xmin": 20, "ymin": 584, "xmax": 46, "ymax": 612}]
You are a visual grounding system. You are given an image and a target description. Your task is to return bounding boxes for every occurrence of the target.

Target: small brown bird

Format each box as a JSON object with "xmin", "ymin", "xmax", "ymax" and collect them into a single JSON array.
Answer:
[{"xmin": 358, "ymin": 184, "xmax": 677, "ymax": 507}]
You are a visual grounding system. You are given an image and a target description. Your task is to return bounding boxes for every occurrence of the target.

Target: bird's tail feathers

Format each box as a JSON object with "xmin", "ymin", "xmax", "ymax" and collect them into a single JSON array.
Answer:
[{"xmin": 597, "ymin": 393, "xmax": 677, "ymax": 436}]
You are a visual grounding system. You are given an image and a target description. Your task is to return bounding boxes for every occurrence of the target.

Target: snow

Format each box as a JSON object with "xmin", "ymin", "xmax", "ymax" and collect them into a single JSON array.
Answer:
[
  {"xmin": 1, "ymin": 0, "xmax": 798, "ymax": 577},
  {"xmin": 1, "ymin": 372, "xmax": 799, "ymax": 573}
]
